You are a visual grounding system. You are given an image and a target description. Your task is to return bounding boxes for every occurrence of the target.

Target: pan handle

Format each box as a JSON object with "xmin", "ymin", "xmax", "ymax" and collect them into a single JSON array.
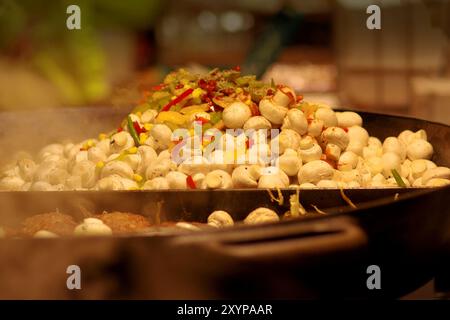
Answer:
[{"xmin": 174, "ymin": 217, "xmax": 368, "ymax": 264}]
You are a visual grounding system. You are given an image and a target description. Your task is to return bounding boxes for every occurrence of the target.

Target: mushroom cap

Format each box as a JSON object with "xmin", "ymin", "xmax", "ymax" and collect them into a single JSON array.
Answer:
[
  {"xmin": 321, "ymin": 127, "xmax": 350, "ymax": 150},
  {"xmin": 208, "ymin": 210, "xmax": 234, "ymax": 228},
  {"xmin": 223, "ymin": 101, "xmax": 252, "ymax": 129},
  {"xmin": 231, "ymin": 165, "xmax": 259, "ymax": 188},
  {"xmin": 381, "ymin": 152, "xmax": 401, "ymax": 178},
  {"xmin": 421, "ymin": 167, "xmax": 450, "ymax": 184},
  {"xmin": 282, "ymin": 109, "xmax": 308, "ymax": 135},
  {"xmin": 244, "ymin": 208, "xmax": 280, "ymax": 225},
  {"xmin": 204, "ymin": 170, "xmax": 233, "ymax": 189},
  {"xmin": 165, "ymin": 171, "xmax": 187, "ymax": 189},
  {"xmin": 383, "ymin": 137, "xmax": 407, "ymax": 161},
  {"xmin": 337, "ymin": 151, "xmax": 359, "ymax": 171},
  {"xmin": 243, "ymin": 116, "xmax": 272, "ymax": 131},
  {"xmin": 298, "ymin": 160, "xmax": 334, "ymax": 184},
  {"xmin": 406, "ymin": 139, "xmax": 434, "ymax": 161},
  {"xmin": 259, "ymin": 98, "xmax": 288, "ymax": 125},
  {"xmin": 336, "ymin": 111, "xmax": 363, "ymax": 128},
  {"xmin": 315, "ymin": 107, "xmax": 338, "ymax": 128}
]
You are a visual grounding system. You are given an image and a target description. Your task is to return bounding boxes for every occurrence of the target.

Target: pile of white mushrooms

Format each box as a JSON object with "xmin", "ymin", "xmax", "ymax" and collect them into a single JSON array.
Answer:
[{"xmin": 1, "ymin": 91, "xmax": 449, "ymax": 191}]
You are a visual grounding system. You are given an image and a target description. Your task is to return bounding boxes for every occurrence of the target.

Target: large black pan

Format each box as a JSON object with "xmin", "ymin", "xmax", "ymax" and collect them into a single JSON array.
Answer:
[{"xmin": 0, "ymin": 108, "xmax": 448, "ymax": 299}]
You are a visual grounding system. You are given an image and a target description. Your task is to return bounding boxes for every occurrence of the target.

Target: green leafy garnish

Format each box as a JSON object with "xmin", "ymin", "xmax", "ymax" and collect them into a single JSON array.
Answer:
[
  {"xmin": 391, "ymin": 169, "xmax": 406, "ymax": 187},
  {"xmin": 127, "ymin": 115, "xmax": 141, "ymax": 146}
]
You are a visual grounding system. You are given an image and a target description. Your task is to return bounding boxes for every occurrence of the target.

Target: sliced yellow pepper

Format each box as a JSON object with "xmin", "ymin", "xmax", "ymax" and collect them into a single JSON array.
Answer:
[
  {"xmin": 156, "ymin": 111, "xmax": 186, "ymax": 125},
  {"xmin": 179, "ymin": 104, "xmax": 210, "ymax": 115}
]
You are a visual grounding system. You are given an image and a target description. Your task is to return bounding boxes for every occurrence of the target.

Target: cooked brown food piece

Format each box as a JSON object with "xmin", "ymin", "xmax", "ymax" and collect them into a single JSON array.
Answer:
[
  {"xmin": 21, "ymin": 212, "xmax": 77, "ymax": 236},
  {"xmin": 94, "ymin": 212, "xmax": 151, "ymax": 235}
]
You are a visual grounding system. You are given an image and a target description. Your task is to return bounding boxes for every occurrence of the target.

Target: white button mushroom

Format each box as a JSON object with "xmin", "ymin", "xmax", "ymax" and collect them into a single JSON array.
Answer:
[
  {"xmin": 37, "ymin": 144, "xmax": 64, "ymax": 162},
  {"xmin": 231, "ymin": 165, "xmax": 261, "ymax": 188},
  {"xmin": 87, "ymin": 147, "xmax": 107, "ymax": 163},
  {"xmin": 0, "ymin": 176, "xmax": 25, "ymax": 191},
  {"xmin": 298, "ymin": 160, "xmax": 334, "ymax": 184},
  {"xmin": 110, "ymin": 131, "xmax": 134, "ymax": 154},
  {"xmin": 177, "ymin": 156, "xmax": 211, "ymax": 176},
  {"xmin": 258, "ymin": 166, "xmax": 289, "ymax": 189},
  {"xmin": 203, "ymin": 170, "xmax": 233, "ymax": 189},
  {"xmin": 299, "ymin": 183, "xmax": 318, "ymax": 189},
  {"xmin": 34, "ymin": 230, "xmax": 59, "ymax": 238},
  {"xmin": 141, "ymin": 109, "xmax": 158, "ymax": 123},
  {"xmin": 272, "ymin": 87, "xmax": 295, "ymax": 107},
  {"xmin": 315, "ymin": 107, "xmax": 338, "ymax": 128},
  {"xmin": 259, "ymin": 98, "xmax": 288, "ymax": 125},
  {"xmin": 74, "ymin": 218, "xmax": 112, "ymax": 236},
  {"xmin": 244, "ymin": 207, "xmax": 279, "ymax": 225},
  {"xmin": 425, "ymin": 178, "xmax": 450, "ymax": 187},
  {"xmin": 207, "ymin": 210, "xmax": 234, "ymax": 228},
  {"xmin": 406, "ymin": 139, "xmax": 434, "ymax": 161},
  {"xmin": 383, "ymin": 137, "xmax": 407, "ymax": 161},
  {"xmin": 321, "ymin": 127, "xmax": 349, "ymax": 150},
  {"xmin": 146, "ymin": 158, "xmax": 176, "ymax": 180},
  {"xmin": 101, "ymin": 161, "xmax": 134, "ymax": 180},
  {"xmin": 142, "ymin": 177, "xmax": 170, "ymax": 190},
  {"xmin": 29, "ymin": 181, "xmax": 55, "ymax": 191},
  {"xmin": 243, "ymin": 116, "xmax": 272, "ymax": 132},
  {"xmin": 222, "ymin": 101, "xmax": 252, "ymax": 129},
  {"xmin": 409, "ymin": 159, "xmax": 437, "ymax": 181},
  {"xmin": 398, "ymin": 130, "xmax": 414, "ymax": 146},
  {"xmin": 337, "ymin": 151, "xmax": 359, "ymax": 171},
  {"xmin": 17, "ymin": 158, "xmax": 36, "ymax": 182},
  {"xmin": 96, "ymin": 175, "xmax": 125, "ymax": 190},
  {"xmin": 317, "ymin": 179, "xmax": 339, "ymax": 188},
  {"xmin": 135, "ymin": 146, "xmax": 158, "ymax": 176},
  {"xmin": 151, "ymin": 124, "xmax": 172, "ymax": 150},
  {"xmin": 336, "ymin": 111, "xmax": 363, "ymax": 128},
  {"xmin": 364, "ymin": 156, "xmax": 383, "ymax": 176},
  {"xmin": 281, "ymin": 109, "xmax": 308, "ymax": 135},
  {"xmin": 381, "ymin": 152, "xmax": 401, "ymax": 178},
  {"xmin": 346, "ymin": 126, "xmax": 369, "ymax": 156},
  {"xmin": 271, "ymin": 129, "xmax": 301, "ymax": 154},
  {"xmin": 96, "ymin": 138, "xmax": 111, "ymax": 155},
  {"xmin": 165, "ymin": 171, "xmax": 187, "ymax": 189},
  {"xmin": 307, "ymin": 119, "xmax": 324, "ymax": 137},
  {"xmin": 71, "ymin": 160, "xmax": 97, "ymax": 188},
  {"xmin": 421, "ymin": 167, "xmax": 450, "ymax": 185},
  {"xmin": 298, "ymin": 136, "xmax": 322, "ymax": 163},
  {"xmin": 276, "ymin": 148, "xmax": 302, "ymax": 176},
  {"xmin": 325, "ymin": 143, "xmax": 341, "ymax": 161}
]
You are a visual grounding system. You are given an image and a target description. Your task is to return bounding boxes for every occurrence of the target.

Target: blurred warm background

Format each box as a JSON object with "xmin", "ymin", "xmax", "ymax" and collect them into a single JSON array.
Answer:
[{"xmin": 0, "ymin": 0, "xmax": 449, "ymax": 123}]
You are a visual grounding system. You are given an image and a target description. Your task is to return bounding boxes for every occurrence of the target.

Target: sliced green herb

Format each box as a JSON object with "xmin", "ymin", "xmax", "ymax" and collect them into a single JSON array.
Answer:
[
  {"xmin": 127, "ymin": 115, "xmax": 141, "ymax": 146},
  {"xmin": 391, "ymin": 169, "xmax": 406, "ymax": 187}
]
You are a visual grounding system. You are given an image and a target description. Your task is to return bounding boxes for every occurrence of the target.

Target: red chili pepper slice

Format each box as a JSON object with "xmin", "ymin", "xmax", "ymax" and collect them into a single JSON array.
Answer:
[
  {"xmin": 117, "ymin": 127, "xmax": 123, "ymax": 133},
  {"xmin": 152, "ymin": 83, "xmax": 166, "ymax": 91},
  {"xmin": 160, "ymin": 88, "xmax": 194, "ymax": 112},
  {"xmin": 175, "ymin": 84, "xmax": 184, "ymax": 89},
  {"xmin": 195, "ymin": 116, "xmax": 209, "ymax": 125},
  {"xmin": 296, "ymin": 95, "xmax": 304, "ymax": 103},
  {"xmin": 233, "ymin": 65, "xmax": 241, "ymax": 71},
  {"xmin": 133, "ymin": 121, "xmax": 146, "ymax": 134},
  {"xmin": 186, "ymin": 175, "xmax": 196, "ymax": 189},
  {"xmin": 342, "ymin": 127, "xmax": 349, "ymax": 133}
]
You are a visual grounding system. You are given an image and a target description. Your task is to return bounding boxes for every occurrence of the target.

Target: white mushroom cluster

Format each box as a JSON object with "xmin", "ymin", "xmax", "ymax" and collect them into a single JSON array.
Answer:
[{"xmin": 1, "ymin": 80, "xmax": 448, "ymax": 191}]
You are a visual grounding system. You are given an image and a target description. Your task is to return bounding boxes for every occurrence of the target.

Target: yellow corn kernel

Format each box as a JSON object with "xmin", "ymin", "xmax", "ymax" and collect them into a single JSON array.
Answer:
[
  {"xmin": 236, "ymin": 88, "xmax": 243, "ymax": 94},
  {"xmin": 139, "ymin": 133, "xmax": 148, "ymax": 145},
  {"xmin": 135, "ymin": 111, "xmax": 142, "ymax": 117},
  {"xmin": 192, "ymin": 88, "xmax": 205, "ymax": 99},
  {"xmin": 144, "ymin": 123, "xmax": 153, "ymax": 131},
  {"xmin": 87, "ymin": 139, "xmax": 95, "ymax": 147},
  {"xmin": 245, "ymin": 98, "xmax": 252, "ymax": 105},
  {"xmin": 127, "ymin": 146, "xmax": 138, "ymax": 154},
  {"xmin": 96, "ymin": 161, "xmax": 105, "ymax": 169},
  {"xmin": 133, "ymin": 174, "xmax": 143, "ymax": 183},
  {"xmin": 98, "ymin": 133, "xmax": 107, "ymax": 141}
]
